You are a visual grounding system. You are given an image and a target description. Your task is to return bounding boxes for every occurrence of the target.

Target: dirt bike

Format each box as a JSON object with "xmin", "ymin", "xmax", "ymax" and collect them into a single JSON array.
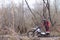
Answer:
[{"xmin": 27, "ymin": 26, "xmax": 50, "ymax": 37}]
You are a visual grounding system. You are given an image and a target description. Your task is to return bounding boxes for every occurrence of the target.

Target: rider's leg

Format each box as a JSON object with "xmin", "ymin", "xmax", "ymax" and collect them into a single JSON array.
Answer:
[{"xmin": 45, "ymin": 26, "xmax": 50, "ymax": 35}]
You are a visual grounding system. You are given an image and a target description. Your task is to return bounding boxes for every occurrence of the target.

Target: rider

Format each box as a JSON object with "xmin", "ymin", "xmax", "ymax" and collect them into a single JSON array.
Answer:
[{"xmin": 42, "ymin": 19, "xmax": 50, "ymax": 35}]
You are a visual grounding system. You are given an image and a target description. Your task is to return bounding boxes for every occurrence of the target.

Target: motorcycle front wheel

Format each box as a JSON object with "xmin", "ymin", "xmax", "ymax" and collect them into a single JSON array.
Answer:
[{"xmin": 27, "ymin": 31, "xmax": 35, "ymax": 37}]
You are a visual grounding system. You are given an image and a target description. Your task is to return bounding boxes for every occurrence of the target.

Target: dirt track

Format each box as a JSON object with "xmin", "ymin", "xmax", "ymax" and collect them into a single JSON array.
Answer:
[
  {"xmin": 0, "ymin": 35, "xmax": 60, "ymax": 40},
  {"xmin": 20, "ymin": 36, "xmax": 60, "ymax": 40}
]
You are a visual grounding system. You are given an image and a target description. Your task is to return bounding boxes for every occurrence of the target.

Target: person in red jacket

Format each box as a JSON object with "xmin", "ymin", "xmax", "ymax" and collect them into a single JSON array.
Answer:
[{"xmin": 42, "ymin": 19, "xmax": 50, "ymax": 35}]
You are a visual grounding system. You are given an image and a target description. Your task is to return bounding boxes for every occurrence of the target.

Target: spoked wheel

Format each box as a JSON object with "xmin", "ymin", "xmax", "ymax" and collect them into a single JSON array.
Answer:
[{"xmin": 27, "ymin": 31, "xmax": 35, "ymax": 37}]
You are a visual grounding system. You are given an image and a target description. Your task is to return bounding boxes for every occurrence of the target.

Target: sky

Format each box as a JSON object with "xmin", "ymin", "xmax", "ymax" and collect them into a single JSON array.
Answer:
[
  {"xmin": 0, "ymin": 0, "xmax": 21, "ymax": 8},
  {"xmin": 0, "ymin": 0, "xmax": 60, "ymax": 9}
]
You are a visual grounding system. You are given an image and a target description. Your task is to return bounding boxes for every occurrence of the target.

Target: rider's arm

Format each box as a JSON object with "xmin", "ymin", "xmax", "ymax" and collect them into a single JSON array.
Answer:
[{"xmin": 40, "ymin": 23, "xmax": 44, "ymax": 27}]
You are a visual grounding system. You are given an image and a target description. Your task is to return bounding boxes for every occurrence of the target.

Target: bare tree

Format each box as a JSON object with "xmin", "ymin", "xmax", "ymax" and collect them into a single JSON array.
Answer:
[
  {"xmin": 42, "ymin": 0, "xmax": 54, "ymax": 26},
  {"xmin": 25, "ymin": 0, "xmax": 39, "ymax": 25},
  {"xmin": 43, "ymin": 0, "xmax": 47, "ymax": 19}
]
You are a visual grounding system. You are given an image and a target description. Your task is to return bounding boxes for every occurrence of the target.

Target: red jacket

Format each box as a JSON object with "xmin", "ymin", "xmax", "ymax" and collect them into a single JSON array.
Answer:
[{"xmin": 43, "ymin": 21, "xmax": 50, "ymax": 27}]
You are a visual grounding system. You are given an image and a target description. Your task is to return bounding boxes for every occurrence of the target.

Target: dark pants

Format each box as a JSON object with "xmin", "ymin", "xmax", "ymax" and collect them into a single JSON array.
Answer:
[
  {"xmin": 45, "ymin": 26, "xmax": 50, "ymax": 35},
  {"xmin": 45, "ymin": 26, "xmax": 49, "ymax": 32}
]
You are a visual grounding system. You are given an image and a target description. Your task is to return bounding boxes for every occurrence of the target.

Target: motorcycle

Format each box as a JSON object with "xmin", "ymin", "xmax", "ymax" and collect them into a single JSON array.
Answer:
[{"xmin": 27, "ymin": 25, "xmax": 50, "ymax": 37}]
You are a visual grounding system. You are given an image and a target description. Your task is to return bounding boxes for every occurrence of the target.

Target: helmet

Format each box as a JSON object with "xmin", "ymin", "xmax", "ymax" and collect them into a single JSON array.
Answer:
[{"xmin": 42, "ymin": 19, "xmax": 46, "ymax": 21}]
